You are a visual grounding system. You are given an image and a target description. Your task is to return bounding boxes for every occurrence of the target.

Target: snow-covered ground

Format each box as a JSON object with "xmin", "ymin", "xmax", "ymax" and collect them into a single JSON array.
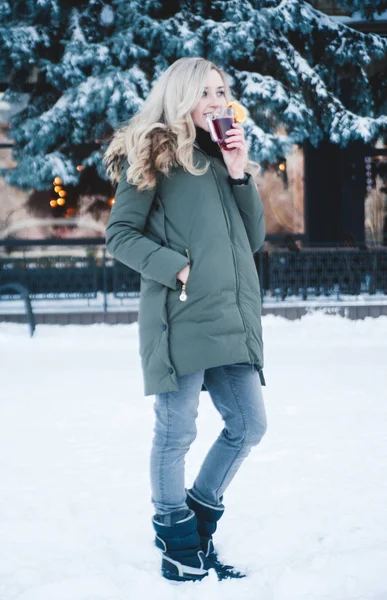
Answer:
[{"xmin": 1, "ymin": 313, "xmax": 387, "ymax": 600}]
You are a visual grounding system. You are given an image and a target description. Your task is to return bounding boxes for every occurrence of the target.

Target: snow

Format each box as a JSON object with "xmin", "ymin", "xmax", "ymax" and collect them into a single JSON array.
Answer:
[
  {"xmin": 1, "ymin": 313, "xmax": 387, "ymax": 599},
  {"xmin": 100, "ymin": 6, "xmax": 114, "ymax": 26}
]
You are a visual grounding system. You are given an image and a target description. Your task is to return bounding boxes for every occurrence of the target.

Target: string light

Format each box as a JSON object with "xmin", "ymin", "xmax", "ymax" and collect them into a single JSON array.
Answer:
[
  {"xmin": 51, "ymin": 175, "xmax": 68, "ymax": 208},
  {"xmin": 278, "ymin": 162, "xmax": 286, "ymax": 171},
  {"xmin": 109, "ymin": 197, "xmax": 115, "ymax": 206},
  {"xmin": 77, "ymin": 165, "xmax": 84, "ymax": 171}
]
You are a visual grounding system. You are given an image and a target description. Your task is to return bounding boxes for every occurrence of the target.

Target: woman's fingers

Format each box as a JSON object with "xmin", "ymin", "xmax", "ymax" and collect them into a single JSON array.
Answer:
[
  {"xmin": 222, "ymin": 122, "xmax": 247, "ymax": 154},
  {"xmin": 226, "ymin": 129, "xmax": 245, "ymax": 145},
  {"xmin": 226, "ymin": 142, "xmax": 245, "ymax": 150},
  {"xmin": 226, "ymin": 134, "xmax": 243, "ymax": 142},
  {"xmin": 226, "ymin": 130, "xmax": 243, "ymax": 138},
  {"xmin": 225, "ymin": 131, "xmax": 246, "ymax": 148},
  {"xmin": 226, "ymin": 135, "xmax": 245, "ymax": 146},
  {"xmin": 226, "ymin": 123, "xmax": 244, "ymax": 135}
]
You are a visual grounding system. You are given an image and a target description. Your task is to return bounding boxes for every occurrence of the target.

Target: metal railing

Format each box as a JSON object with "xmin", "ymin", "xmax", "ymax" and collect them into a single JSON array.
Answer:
[
  {"xmin": 264, "ymin": 248, "xmax": 387, "ymax": 300},
  {"xmin": 0, "ymin": 283, "xmax": 35, "ymax": 334},
  {"xmin": 1, "ymin": 239, "xmax": 387, "ymax": 305}
]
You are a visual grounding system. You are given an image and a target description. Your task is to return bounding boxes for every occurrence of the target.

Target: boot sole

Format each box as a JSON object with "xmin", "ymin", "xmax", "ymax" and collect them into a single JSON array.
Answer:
[{"xmin": 161, "ymin": 567, "xmax": 208, "ymax": 583}]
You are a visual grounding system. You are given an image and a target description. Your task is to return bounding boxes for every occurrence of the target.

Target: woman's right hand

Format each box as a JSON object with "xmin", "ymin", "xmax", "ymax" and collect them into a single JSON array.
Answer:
[{"xmin": 177, "ymin": 264, "xmax": 190, "ymax": 284}]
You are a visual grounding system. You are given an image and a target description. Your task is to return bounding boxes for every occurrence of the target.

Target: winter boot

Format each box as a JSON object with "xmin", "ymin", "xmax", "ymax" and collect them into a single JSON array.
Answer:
[
  {"xmin": 186, "ymin": 489, "xmax": 246, "ymax": 580},
  {"xmin": 152, "ymin": 508, "xmax": 209, "ymax": 582}
]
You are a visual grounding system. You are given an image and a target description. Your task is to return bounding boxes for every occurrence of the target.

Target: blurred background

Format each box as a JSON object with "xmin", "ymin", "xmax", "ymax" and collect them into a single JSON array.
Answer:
[{"xmin": 1, "ymin": 0, "xmax": 387, "ymax": 325}]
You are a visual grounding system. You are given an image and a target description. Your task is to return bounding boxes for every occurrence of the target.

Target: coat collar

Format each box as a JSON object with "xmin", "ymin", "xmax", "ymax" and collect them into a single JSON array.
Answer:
[{"xmin": 194, "ymin": 126, "xmax": 223, "ymax": 159}]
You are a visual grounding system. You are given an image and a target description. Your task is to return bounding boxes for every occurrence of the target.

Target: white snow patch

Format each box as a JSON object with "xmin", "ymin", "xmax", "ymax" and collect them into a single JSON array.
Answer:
[{"xmin": 1, "ymin": 313, "xmax": 387, "ymax": 599}]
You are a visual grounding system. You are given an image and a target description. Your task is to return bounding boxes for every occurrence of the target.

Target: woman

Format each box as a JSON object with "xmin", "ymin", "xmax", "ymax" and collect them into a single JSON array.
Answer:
[{"xmin": 104, "ymin": 57, "xmax": 267, "ymax": 583}]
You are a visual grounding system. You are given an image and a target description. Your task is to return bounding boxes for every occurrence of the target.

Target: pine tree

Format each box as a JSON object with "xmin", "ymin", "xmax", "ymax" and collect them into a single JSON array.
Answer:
[{"xmin": 0, "ymin": 0, "xmax": 386, "ymax": 194}]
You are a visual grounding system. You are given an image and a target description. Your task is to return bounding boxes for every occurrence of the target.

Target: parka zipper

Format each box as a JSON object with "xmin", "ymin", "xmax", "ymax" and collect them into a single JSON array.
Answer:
[
  {"xmin": 179, "ymin": 248, "xmax": 190, "ymax": 302},
  {"xmin": 206, "ymin": 157, "xmax": 253, "ymax": 363}
]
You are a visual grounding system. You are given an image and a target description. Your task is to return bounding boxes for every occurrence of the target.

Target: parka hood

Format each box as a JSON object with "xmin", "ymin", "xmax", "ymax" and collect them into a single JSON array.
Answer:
[{"xmin": 103, "ymin": 126, "xmax": 128, "ymax": 184}]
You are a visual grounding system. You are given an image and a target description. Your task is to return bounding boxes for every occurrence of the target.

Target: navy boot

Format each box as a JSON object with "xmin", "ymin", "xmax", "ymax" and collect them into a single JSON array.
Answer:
[
  {"xmin": 186, "ymin": 489, "xmax": 246, "ymax": 580},
  {"xmin": 153, "ymin": 508, "xmax": 209, "ymax": 582}
]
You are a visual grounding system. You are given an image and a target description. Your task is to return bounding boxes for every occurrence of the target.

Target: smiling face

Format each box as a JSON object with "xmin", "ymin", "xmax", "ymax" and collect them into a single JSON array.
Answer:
[{"xmin": 191, "ymin": 68, "xmax": 228, "ymax": 132}]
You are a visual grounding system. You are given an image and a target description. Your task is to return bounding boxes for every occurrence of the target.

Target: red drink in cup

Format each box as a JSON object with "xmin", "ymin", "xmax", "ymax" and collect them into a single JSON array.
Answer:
[{"xmin": 206, "ymin": 107, "xmax": 235, "ymax": 151}]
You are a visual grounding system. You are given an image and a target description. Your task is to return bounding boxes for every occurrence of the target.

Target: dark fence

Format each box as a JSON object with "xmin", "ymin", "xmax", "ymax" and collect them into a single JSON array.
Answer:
[
  {"xmin": 1, "ymin": 239, "xmax": 387, "ymax": 303},
  {"xmin": 263, "ymin": 248, "xmax": 387, "ymax": 300},
  {"xmin": 0, "ymin": 255, "xmax": 99, "ymax": 298}
]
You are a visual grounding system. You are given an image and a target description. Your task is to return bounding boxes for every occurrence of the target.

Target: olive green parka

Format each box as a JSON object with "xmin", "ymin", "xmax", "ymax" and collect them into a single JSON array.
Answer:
[{"xmin": 105, "ymin": 129, "xmax": 266, "ymax": 396}]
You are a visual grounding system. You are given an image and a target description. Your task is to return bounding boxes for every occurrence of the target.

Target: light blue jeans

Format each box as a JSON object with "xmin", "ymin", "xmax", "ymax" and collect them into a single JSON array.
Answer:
[{"xmin": 150, "ymin": 362, "xmax": 267, "ymax": 516}]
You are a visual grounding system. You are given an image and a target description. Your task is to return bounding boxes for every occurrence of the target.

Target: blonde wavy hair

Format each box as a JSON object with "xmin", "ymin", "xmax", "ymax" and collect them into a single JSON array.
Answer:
[{"xmin": 103, "ymin": 57, "xmax": 249, "ymax": 191}]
